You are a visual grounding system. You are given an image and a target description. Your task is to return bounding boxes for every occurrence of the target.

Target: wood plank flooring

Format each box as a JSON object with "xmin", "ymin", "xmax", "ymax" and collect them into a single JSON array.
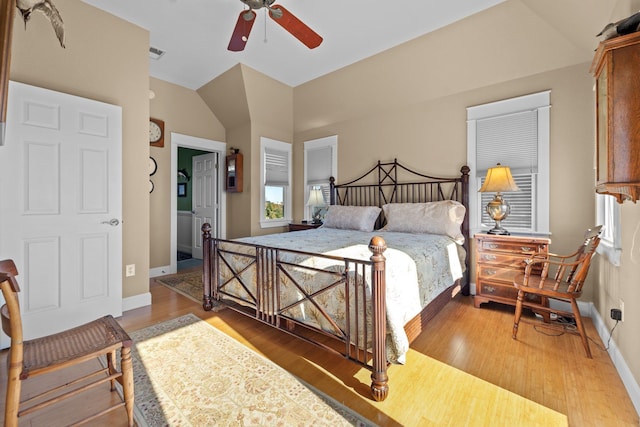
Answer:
[{"xmin": 1, "ymin": 278, "xmax": 638, "ymax": 426}]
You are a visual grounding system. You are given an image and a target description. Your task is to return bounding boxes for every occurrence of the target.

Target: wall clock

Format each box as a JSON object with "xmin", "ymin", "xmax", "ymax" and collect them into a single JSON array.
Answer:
[
  {"xmin": 149, "ymin": 118, "xmax": 164, "ymax": 147},
  {"xmin": 149, "ymin": 157, "xmax": 157, "ymax": 176}
]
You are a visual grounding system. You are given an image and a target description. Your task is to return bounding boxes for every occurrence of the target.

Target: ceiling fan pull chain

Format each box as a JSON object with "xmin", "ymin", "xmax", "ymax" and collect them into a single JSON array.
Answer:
[{"xmin": 263, "ymin": 8, "xmax": 268, "ymax": 43}]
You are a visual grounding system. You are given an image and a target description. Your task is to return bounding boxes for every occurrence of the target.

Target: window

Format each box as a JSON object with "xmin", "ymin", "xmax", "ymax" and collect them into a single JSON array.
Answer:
[
  {"xmin": 260, "ymin": 137, "xmax": 292, "ymax": 228},
  {"xmin": 596, "ymin": 193, "xmax": 621, "ymax": 266},
  {"xmin": 303, "ymin": 136, "xmax": 338, "ymax": 221},
  {"xmin": 467, "ymin": 91, "xmax": 550, "ymax": 236}
]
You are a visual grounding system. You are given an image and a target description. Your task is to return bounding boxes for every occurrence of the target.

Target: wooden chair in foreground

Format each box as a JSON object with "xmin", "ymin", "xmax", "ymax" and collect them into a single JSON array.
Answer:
[
  {"xmin": 0, "ymin": 259, "xmax": 135, "ymax": 426},
  {"xmin": 512, "ymin": 226, "xmax": 603, "ymax": 358}
]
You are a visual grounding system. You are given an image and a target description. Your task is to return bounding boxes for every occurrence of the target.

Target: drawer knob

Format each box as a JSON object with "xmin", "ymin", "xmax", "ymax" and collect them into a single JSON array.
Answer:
[
  {"xmin": 488, "ymin": 244, "xmax": 498, "ymax": 249},
  {"xmin": 485, "ymin": 286, "xmax": 496, "ymax": 294},
  {"xmin": 485, "ymin": 269, "xmax": 497, "ymax": 276},
  {"xmin": 521, "ymin": 246, "xmax": 533, "ymax": 252},
  {"xmin": 483, "ymin": 254, "xmax": 497, "ymax": 261}
]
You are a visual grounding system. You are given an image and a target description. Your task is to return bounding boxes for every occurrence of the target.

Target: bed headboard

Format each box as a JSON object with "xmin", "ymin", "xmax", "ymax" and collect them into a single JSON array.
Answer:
[{"xmin": 329, "ymin": 159, "xmax": 471, "ymax": 292}]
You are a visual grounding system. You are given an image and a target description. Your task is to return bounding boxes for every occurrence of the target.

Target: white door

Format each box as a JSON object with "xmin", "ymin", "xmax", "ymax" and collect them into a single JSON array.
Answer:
[
  {"xmin": 0, "ymin": 81, "xmax": 122, "ymax": 344},
  {"xmin": 191, "ymin": 152, "xmax": 218, "ymax": 259}
]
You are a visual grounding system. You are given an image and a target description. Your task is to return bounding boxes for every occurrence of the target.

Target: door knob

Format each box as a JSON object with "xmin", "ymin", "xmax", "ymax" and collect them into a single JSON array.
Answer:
[{"xmin": 102, "ymin": 218, "xmax": 120, "ymax": 226}]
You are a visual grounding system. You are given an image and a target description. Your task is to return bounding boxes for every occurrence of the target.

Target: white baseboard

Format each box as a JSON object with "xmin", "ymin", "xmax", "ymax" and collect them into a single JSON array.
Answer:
[
  {"xmin": 122, "ymin": 292, "xmax": 151, "ymax": 312},
  {"xmin": 150, "ymin": 265, "xmax": 175, "ymax": 278}
]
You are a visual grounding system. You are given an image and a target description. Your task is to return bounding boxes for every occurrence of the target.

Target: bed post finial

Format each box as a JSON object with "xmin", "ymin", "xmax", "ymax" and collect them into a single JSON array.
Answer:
[
  {"xmin": 368, "ymin": 236, "xmax": 389, "ymax": 401},
  {"xmin": 201, "ymin": 223, "xmax": 214, "ymax": 311}
]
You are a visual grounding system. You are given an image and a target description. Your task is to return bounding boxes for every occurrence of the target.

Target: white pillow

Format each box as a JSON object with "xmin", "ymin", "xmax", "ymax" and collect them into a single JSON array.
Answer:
[
  {"xmin": 381, "ymin": 201, "xmax": 466, "ymax": 244},
  {"xmin": 322, "ymin": 205, "xmax": 382, "ymax": 232}
]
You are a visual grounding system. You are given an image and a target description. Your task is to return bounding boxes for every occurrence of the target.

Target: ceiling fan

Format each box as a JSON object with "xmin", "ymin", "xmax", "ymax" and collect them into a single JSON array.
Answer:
[{"xmin": 228, "ymin": 0, "xmax": 323, "ymax": 51}]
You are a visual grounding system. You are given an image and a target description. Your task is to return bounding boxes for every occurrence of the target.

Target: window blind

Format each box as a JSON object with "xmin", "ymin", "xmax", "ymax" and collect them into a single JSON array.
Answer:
[
  {"xmin": 264, "ymin": 148, "xmax": 289, "ymax": 186},
  {"xmin": 476, "ymin": 110, "xmax": 538, "ymax": 175},
  {"xmin": 307, "ymin": 146, "xmax": 332, "ymax": 185}
]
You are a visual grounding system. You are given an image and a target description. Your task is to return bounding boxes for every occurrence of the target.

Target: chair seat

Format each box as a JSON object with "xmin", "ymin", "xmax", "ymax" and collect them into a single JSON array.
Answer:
[{"xmin": 19, "ymin": 315, "xmax": 132, "ymax": 378}]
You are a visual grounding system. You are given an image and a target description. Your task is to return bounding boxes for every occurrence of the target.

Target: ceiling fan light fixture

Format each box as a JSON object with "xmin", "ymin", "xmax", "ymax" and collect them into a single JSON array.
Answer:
[{"xmin": 268, "ymin": 6, "xmax": 283, "ymax": 19}]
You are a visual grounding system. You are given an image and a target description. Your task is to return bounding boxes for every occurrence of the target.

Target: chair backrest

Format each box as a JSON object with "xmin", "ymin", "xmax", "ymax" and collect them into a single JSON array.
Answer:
[
  {"xmin": 0, "ymin": 259, "xmax": 23, "ymax": 343},
  {"xmin": 565, "ymin": 225, "xmax": 602, "ymax": 292}
]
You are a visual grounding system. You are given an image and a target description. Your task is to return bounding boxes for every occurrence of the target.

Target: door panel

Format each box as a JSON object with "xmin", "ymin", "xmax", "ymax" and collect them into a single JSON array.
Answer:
[
  {"xmin": 0, "ymin": 81, "xmax": 122, "ymax": 344},
  {"xmin": 191, "ymin": 152, "xmax": 218, "ymax": 259}
]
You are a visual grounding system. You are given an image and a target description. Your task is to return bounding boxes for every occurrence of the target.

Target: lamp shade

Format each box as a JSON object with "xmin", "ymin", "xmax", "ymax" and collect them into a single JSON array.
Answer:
[
  {"xmin": 306, "ymin": 188, "xmax": 325, "ymax": 206},
  {"xmin": 479, "ymin": 164, "xmax": 520, "ymax": 193}
]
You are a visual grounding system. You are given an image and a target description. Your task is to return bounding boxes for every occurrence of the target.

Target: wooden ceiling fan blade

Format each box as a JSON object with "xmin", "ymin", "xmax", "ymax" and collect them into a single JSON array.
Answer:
[
  {"xmin": 269, "ymin": 5, "xmax": 322, "ymax": 49},
  {"xmin": 228, "ymin": 10, "xmax": 257, "ymax": 51}
]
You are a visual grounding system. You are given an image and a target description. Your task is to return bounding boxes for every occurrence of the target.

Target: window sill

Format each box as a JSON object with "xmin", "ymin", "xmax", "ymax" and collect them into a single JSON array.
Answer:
[
  {"xmin": 597, "ymin": 241, "xmax": 621, "ymax": 267},
  {"xmin": 260, "ymin": 219, "xmax": 291, "ymax": 229}
]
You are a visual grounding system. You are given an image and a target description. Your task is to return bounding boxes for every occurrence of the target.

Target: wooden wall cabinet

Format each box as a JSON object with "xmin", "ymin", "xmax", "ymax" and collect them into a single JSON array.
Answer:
[
  {"xmin": 591, "ymin": 31, "xmax": 640, "ymax": 203},
  {"xmin": 225, "ymin": 152, "xmax": 243, "ymax": 193}
]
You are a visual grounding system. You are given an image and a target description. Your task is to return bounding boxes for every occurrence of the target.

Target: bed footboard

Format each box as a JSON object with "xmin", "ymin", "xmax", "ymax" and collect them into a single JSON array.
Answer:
[{"xmin": 201, "ymin": 223, "xmax": 391, "ymax": 401}]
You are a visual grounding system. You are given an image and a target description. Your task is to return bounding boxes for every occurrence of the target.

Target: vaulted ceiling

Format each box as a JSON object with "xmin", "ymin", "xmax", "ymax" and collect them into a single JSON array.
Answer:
[{"xmin": 82, "ymin": 0, "xmax": 507, "ymax": 89}]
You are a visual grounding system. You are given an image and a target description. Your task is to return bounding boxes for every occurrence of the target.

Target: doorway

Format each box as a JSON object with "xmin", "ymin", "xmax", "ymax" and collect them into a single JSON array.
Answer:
[{"xmin": 170, "ymin": 133, "xmax": 226, "ymax": 274}]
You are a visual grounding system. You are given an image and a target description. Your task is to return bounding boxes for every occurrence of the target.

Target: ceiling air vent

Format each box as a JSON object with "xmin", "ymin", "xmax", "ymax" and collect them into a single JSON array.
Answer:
[{"xmin": 149, "ymin": 46, "xmax": 166, "ymax": 60}]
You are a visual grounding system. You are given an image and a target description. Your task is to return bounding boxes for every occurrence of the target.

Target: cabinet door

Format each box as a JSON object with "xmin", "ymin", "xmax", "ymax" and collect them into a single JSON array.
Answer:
[
  {"xmin": 226, "ymin": 153, "xmax": 243, "ymax": 192},
  {"xmin": 596, "ymin": 66, "xmax": 608, "ymax": 184}
]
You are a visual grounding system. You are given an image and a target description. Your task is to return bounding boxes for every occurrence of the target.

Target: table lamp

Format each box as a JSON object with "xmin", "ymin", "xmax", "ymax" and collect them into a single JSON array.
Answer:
[
  {"xmin": 479, "ymin": 163, "xmax": 519, "ymax": 235},
  {"xmin": 306, "ymin": 188, "xmax": 326, "ymax": 224}
]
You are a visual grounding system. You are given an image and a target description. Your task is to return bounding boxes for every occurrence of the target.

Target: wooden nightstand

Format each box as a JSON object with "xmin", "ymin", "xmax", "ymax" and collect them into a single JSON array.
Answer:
[
  {"xmin": 474, "ymin": 233, "xmax": 550, "ymax": 309},
  {"xmin": 288, "ymin": 222, "xmax": 322, "ymax": 232}
]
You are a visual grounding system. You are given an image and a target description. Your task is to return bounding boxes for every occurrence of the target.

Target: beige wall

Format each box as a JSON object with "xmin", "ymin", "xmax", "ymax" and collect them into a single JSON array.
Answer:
[
  {"xmin": 148, "ymin": 78, "xmax": 225, "ymax": 268},
  {"xmin": 198, "ymin": 64, "xmax": 293, "ymax": 238},
  {"xmin": 596, "ymin": 203, "xmax": 640, "ymax": 383},
  {"xmin": 9, "ymin": 0, "xmax": 150, "ymax": 298}
]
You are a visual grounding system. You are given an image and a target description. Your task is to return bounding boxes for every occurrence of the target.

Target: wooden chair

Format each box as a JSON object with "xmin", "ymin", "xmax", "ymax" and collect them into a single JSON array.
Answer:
[
  {"xmin": 0, "ymin": 259, "xmax": 134, "ymax": 426},
  {"xmin": 512, "ymin": 226, "xmax": 603, "ymax": 358}
]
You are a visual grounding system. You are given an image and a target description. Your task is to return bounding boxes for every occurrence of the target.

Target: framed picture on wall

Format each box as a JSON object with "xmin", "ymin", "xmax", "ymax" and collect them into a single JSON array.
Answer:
[{"xmin": 178, "ymin": 183, "xmax": 187, "ymax": 197}]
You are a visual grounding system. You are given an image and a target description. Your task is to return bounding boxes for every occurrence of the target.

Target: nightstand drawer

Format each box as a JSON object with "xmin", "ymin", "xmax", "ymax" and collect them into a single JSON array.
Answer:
[
  {"xmin": 477, "ymin": 281, "xmax": 543, "ymax": 304},
  {"xmin": 479, "ymin": 239, "xmax": 546, "ymax": 254},
  {"xmin": 476, "ymin": 265, "xmax": 521, "ymax": 284},
  {"xmin": 476, "ymin": 252, "xmax": 529, "ymax": 269}
]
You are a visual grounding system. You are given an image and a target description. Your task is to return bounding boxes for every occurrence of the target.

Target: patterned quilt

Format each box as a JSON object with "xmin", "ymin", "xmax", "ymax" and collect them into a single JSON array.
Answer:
[{"xmin": 217, "ymin": 228, "xmax": 464, "ymax": 364}]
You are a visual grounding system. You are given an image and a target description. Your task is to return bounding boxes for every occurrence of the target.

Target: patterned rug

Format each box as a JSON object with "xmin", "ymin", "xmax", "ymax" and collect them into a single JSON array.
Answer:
[
  {"xmin": 130, "ymin": 313, "xmax": 375, "ymax": 426},
  {"xmin": 155, "ymin": 270, "xmax": 222, "ymax": 310}
]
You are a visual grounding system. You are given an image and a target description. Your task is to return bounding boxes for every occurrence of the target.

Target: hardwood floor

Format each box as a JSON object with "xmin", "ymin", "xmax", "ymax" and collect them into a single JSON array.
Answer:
[{"xmin": 1, "ymin": 278, "xmax": 638, "ymax": 426}]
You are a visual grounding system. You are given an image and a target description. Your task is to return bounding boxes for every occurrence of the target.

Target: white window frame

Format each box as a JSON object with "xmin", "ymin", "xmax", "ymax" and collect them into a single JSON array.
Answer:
[
  {"xmin": 467, "ymin": 91, "xmax": 551, "ymax": 236},
  {"xmin": 596, "ymin": 193, "xmax": 621, "ymax": 266},
  {"xmin": 303, "ymin": 135, "xmax": 338, "ymax": 221},
  {"xmin": 260, "ymin": 137, "xmax": 292, "ymax": 228}
]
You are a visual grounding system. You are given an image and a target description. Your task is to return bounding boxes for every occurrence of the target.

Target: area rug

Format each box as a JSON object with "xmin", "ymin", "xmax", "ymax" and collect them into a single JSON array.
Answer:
[
  {"xmin": 155, "ymin": 270, "xmax": 221, "ymax": 310},
  {"xmin": 129, "ymin": 313, "xmax": 375, "ymax": 426}
]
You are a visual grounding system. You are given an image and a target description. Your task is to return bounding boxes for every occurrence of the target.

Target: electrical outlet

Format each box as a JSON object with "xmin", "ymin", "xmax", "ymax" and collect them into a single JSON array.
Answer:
[
  {"xmin": 620, "ymin": 299, "xmax": 624, "ymax": 322},
  {"xmin": 125, "ymin": 264, "xmax": 135, "ymax": 277},
  {"xmin": 611, "ymin": 308, "xmax": 622, "ymax": 321}
]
